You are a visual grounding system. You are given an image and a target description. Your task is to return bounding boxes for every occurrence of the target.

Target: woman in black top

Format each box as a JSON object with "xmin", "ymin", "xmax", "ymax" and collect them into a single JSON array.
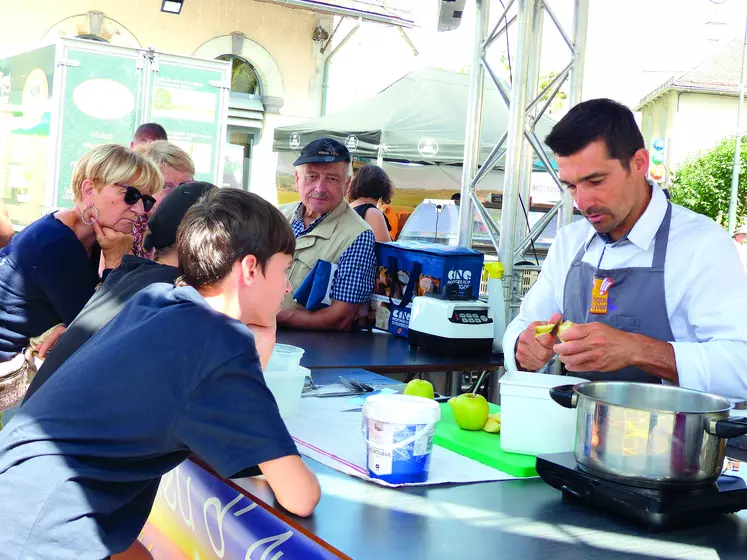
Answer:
[{"xmin": 347, "ymin": 164, "xmax": 394, "ymax": 242}]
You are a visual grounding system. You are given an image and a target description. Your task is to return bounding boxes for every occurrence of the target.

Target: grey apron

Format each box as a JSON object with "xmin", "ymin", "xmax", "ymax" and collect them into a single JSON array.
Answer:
[{"xmin": 561, "ymin": 202, "xmax": 674, "ymax": 383}]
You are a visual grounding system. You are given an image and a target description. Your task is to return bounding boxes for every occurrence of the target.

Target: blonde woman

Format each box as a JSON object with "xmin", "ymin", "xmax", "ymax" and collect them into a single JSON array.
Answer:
[
  {"xmin": 131, "ymin": 140, "xmax": 195, "ymax": 257},
  {"xmin": 0, "ymin": 144, "xmax": 162, "ymax": 406}
]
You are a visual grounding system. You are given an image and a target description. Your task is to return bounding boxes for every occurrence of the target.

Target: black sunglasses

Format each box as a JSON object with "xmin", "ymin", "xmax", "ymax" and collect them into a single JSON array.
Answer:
[{"xmin": 116, "ymin": 183, "xmax": 157, "ymax": 212}]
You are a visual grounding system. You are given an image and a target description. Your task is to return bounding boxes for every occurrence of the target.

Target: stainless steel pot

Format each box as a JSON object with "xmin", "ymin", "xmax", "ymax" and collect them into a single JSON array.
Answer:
[{"xmin": 550, "ymin": 382, "xmax": 747, "ymax": 488}]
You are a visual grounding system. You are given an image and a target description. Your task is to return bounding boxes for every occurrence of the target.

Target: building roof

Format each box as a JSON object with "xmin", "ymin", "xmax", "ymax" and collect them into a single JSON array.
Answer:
[
  {"xmin": 258, "ymin": 0, "xmax": 415, "ymax": 27},
  {"xmin": 636, "ymin": 37, "xmax": 745, "ymax": 110}
]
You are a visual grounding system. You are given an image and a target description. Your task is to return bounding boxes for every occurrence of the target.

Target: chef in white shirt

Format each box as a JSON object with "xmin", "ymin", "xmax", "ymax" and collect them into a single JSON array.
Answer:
[{"xmin": 503, "ymin": 98, "xmax": 747, "ymax": 400}]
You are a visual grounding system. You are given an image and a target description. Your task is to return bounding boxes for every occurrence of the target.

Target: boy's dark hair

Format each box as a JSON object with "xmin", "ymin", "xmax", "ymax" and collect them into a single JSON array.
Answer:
[
  {"xmin": 348, "ymin": 164, "xmax": 394, "ymax": 204},
  {"xmin": 176, "ymin": 188, "xmax": 296, "ymax": 289},
  {"xmin": 544, "ymin": 98, "xmax": 645, "ymax": 169},
  {"xmin": 134, "ymin": 122, "xmax": 168, "ymax": 142}
]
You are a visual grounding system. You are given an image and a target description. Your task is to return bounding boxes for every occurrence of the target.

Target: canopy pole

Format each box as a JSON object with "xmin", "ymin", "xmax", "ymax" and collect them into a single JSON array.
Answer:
[
  {"xmin": 457, "ymin": 0, "xmax": 490, "ymax": 247},
  {"xmin": 397, "ymin": 27, "xmax": 420, "ymax": 57},
  {"xmin": 321, "ymin": 18, "xmax": 361, "ymax": 116},
  {"xmin": 729, "ymin": 16, "xmax": 747, "ymax": 235}
]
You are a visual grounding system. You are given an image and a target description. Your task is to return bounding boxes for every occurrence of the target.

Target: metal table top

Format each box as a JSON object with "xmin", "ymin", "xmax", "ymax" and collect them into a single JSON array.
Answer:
[{"xmin": 277, "ymin": 329, "xmax": 502, "ymax": 373}]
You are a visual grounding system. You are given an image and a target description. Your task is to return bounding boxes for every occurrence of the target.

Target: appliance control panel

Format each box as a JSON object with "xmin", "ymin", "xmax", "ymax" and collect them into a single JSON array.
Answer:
[{"xmin": 450, "ymin": 308, "xmax": 492, "ymax": 324}]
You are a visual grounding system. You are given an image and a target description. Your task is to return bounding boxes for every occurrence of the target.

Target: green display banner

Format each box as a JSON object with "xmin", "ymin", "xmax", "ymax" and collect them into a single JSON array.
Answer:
[
  {"xmin": 56, "ymin": 49, "xmax": 141, "ymax": 208},
  {"xmin": 150, "ymin": 62, "xmax": 223, "ymax": 183},
  {"xmin": 0, "ymin": 45, "xmax": 55, "ymax": 227}
]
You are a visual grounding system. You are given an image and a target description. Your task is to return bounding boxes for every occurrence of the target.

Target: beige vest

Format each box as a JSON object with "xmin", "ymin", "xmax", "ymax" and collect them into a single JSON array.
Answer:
[{"xmin": 280, "ymin": 201, "xmax": 371, "ymax": 311}]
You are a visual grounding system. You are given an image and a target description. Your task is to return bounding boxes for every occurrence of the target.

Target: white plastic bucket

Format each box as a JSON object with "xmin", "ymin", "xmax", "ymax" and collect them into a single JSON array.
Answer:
[
  {"xmin": 264, "ymin": 366, "xmax": 309, "ymax": 420},
  {"xmin": 361, "ymin": 394, "xmax": 441, "ymax": 484},
  {"xmin": 499, "ymin": 371, "xmax": 589, "ymax": 455},
  {"xmin": 266, "ymin": 344, "xmax": 305, "ymax": 372}
]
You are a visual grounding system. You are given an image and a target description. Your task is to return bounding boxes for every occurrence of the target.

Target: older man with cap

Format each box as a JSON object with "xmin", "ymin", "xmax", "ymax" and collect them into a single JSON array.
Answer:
[
  {"xmin": 277, "ymin": 138, "xmax": 375, "ymax": 331},
  {"xmin": 23, "ymin": 181, "xmax": 216, "ymax": 400}
]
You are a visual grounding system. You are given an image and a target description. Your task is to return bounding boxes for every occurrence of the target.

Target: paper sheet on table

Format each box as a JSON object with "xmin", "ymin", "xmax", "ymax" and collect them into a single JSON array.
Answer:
[{"xmin": 285, "ymin": 388, "xmax": 518, "ymax": 487}]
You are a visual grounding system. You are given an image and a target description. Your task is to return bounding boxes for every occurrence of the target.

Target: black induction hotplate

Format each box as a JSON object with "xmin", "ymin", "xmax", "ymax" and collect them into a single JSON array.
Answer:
[{"xmin": 536, "ymin": 452, "xmax": 747, "ymax": 530}]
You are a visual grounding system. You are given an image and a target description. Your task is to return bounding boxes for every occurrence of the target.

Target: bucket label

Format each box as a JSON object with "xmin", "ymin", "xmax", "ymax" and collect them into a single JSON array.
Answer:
[
  {"xmin": 365, "ymin": 420, "xmax": 437, "ymax": 478},
  {"xmin": 412, "ymin": 424, "xmax": 434, "ymax": 457},
  {"xmin": 368, "ymin": 420, "xmax": 394, "ymax": 476}
]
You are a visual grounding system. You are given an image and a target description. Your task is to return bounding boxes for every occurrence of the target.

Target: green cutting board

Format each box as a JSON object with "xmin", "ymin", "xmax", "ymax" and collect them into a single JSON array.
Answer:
[{"xmin": 433, "ymin": 403, "xmax": 538, "ymax": 477}]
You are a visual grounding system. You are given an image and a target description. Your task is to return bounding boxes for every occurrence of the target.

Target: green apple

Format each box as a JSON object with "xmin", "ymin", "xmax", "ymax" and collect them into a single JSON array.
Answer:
[
  {"xmin": 403, "ymin": 379, "xmax": 435, "ymax": 399},
  {"xmin": 448, "ymin": 393, "xmax": 490, "ymax": 431}
]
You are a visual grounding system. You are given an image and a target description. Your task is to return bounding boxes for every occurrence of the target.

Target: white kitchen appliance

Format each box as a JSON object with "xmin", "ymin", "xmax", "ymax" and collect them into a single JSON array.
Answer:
[{"xmin": 407, "ymin": 293, "xmax": 494, "ymax": 355}]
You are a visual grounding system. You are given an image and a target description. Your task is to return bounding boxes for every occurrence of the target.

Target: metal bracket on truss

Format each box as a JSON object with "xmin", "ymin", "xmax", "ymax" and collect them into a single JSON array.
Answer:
[{"xmin": 457, "ymin": 0, "xmax": 589, "ymax": 323}]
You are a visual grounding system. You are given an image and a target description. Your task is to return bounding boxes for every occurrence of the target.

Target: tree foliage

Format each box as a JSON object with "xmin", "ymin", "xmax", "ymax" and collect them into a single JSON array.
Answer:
[
  {"xmin": 669, "ymin": 136, "xmax": 747, "ymax": 228},
  {"xmin": 538, "ymin": 71, "xmax": 567, "ymax": 101}
]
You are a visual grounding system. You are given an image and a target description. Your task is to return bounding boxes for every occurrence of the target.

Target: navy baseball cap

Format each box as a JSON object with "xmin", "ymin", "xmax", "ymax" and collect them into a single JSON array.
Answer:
[{"xmin": 293, "ymin": 137, "xmax": 351, "ymax": 166}]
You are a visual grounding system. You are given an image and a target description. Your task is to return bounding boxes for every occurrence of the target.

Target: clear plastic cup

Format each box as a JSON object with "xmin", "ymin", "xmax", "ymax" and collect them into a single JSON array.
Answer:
[{"xmin": 265, "ymin": 344, "xmax": 305, "ymax": 372}]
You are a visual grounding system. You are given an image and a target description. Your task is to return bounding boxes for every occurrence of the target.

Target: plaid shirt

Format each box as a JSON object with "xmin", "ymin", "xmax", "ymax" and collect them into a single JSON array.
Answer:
[{"xmin": 291, "ymin": 207, "xmax": 376, "ymax": 304}]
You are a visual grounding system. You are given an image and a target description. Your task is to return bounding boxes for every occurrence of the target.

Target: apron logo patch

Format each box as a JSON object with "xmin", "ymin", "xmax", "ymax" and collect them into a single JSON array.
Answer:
[
  {"xmin": 590, "ymin": 276, "xmax": 614, "ymax": 314},
  {"xmin": 599, "ymin": 277, "xmax": 614, "ymax": 295}
]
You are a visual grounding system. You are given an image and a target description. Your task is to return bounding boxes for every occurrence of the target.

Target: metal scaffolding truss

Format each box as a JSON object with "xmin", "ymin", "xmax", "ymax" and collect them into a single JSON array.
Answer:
[{"xmin": 457, "ymin": 0, "xmax": 589, "ymax": 321}]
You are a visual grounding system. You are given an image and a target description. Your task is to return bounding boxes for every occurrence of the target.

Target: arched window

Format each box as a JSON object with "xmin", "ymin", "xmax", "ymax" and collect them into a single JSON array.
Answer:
[
  {"xmin": 76, "ymin": 34, "xmax": 109, "ymax": 43},
  {"xmin": 195, "ymin": 34, "xmax": 284, "ymax": 201},
  {"xmin": 216, "ymin": 54, "xmax": 262, "ymax": 96},
  {"xmin": 41, "ymin": 13, "xmax": 140, "ymax": 48}
]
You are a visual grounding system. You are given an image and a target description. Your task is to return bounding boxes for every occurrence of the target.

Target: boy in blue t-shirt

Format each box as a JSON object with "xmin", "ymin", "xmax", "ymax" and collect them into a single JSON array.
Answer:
[{"xmin": 0, "ymin": 189, "xmax": 320, "ymax": 560}]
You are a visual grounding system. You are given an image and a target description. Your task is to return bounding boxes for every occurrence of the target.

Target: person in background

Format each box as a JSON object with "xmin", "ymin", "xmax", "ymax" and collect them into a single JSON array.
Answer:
[
  {"xmin": 451, "ymin": 192, "xmax": 461, "ymax": 205},
  {"xmin": 0, "ymin": 188, "xmax": 321, "ymax": 559},
  {"xmin": 380, "ymin": 200, "xmax": 400, "ymax": 240},
  {"xmin": 130, "ymin": 122, "xmax": 168, "ymax": 147},
  {"xmin": 0, "ymin": 200, "xmax": 13, "ymax": 248},
  {"xmin": 131, "ymin": 141, "xmax": 195, "ymax": 257},
  {"xmin": 0, "ymin": 144, "xmax": 161, "ymax": 410},
  {"xmin": 734, "ymin": 226, "xmax": 747, "ymax": 274},
  {"xmin": 277, "ymin": 138, "xmax": 376, "ymax": 331},
  {"xmin": 24, "ymin": 182, "xmax": 215, "ymax": 402},
  {"xmin": 347, "ymin": 164, "xmax": 394, "ymax": 243}
]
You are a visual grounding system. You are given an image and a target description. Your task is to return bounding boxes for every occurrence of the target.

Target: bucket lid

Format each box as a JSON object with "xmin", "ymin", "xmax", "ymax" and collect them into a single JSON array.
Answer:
[
  {"xmin": 362, "ymin": 394, "xmax": 441, "ymax": 425},
  {"xmin": 500, "ymin": 370, "xmax": 589, "ymax": 390}
]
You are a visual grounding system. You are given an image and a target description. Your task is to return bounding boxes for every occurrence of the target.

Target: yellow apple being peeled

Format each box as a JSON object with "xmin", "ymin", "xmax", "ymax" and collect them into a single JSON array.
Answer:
[
  {"xmin": 557, "ymin": 320, "xmax": 574, "ymax": 342},
  {"xmin": 482, "ymin": 413, "xmax": 501, "ymax": 434},
  {"xmin": 535, "ymin": 320, "xmax": 558, "ymax": 337},
  {"xmin": 448, "ymin": 393, "xmax": 490, "ymax": 431}
]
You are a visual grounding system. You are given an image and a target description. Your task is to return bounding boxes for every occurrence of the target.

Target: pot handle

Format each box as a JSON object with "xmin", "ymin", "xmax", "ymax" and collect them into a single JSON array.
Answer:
[
  {"xmin": 549, "ymin": 384, "xmax": 578, "ymax": 409},
  {"xmin": 708, "ymin": 417, "xmax": 747, "ymax": 439}
]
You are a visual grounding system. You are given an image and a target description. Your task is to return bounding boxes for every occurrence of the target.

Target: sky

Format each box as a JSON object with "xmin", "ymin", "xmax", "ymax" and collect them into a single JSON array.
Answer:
[{"xmin": 326, "ymin": 0, "xmax": 747, "ymax": 113}]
